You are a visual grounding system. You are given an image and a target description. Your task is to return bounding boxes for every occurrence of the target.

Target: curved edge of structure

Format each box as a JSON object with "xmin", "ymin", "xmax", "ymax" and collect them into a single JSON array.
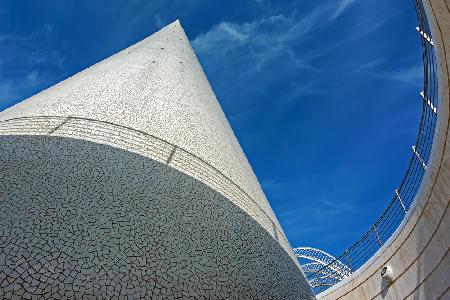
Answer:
[
  {"xmin": 318, "ymin": 0, "xmax": 450, "ymax": 299},
  {"xmin": 0, "ymin": 115, "xmax": 299, "ymax": 269},
  {"xmin": 0, "ymin": 134, "xmax": 315, "ymax": 299},
  {"xmin": 0, "ymin": 19, "xmax": 300, "ymax": 275}
]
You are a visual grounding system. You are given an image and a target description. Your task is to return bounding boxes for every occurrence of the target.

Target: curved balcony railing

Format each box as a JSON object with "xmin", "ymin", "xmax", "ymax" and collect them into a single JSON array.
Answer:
[{"xmin": 303, "ymin": 0, "xmax": 440, "ymax": 295}]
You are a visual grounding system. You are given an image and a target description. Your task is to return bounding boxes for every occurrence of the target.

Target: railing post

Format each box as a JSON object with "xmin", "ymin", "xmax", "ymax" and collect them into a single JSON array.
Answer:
[
  {"xmin": 373, "ymin": 225, "xmax": 382, "ymax": 247},
  {"xmin": 395, "ymin": 189, "xmax": 407, "ymax": 213},
  {"xmin": 416, "ymin": 26, "xmax": 434, "ymax": 46},
  {"xmin": 344, "ymin": 250, "xmax": 354, "ymax": 272},
  {"xmin": 412, "ymin": 145, "xmax": 427, "ymax": 170},
  {"xmin": 420, "ymin": 91, "xmax": 437, "ymax": 114}
]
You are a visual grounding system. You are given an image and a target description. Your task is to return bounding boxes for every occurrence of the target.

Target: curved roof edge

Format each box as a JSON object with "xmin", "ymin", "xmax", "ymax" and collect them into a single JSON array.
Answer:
[{"xmin": 318, "ymin": 0, "xmax": 450, "ymax": 299}]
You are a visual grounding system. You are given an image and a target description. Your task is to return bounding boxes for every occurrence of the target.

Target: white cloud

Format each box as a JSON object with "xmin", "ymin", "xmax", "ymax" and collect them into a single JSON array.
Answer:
[
  {"xmin": 191, "ymin": 7, "xmax": 330, "ymax": 73},
  {"xmin": 332, "ymin": 0, "xmax": 357, "ymax": 20},
  {"xmin": 0, "ymin": 25, "xmax": 65, "ymax": 110},
  {"xmin": 0, "ymin": 24, "xmax": 53, "ymax": 43},
  {"xmin": 25, "ymin": 70, "xmax": 40, "ymax": 88},
  {"xmin": 0, "ymin": 82, "xmax": 17, "ymax": 102},
  {"xmin": 382, "ymin": 65, "xmax": 423, "ymax": 83},
  {"xmin": 191, "ymin": 0, "xmax": 367, "ymax": 73},
  {"xmin": 277, "ymin": 196, "xmax": 355, "ymax": 228},
  {"xmin": 353, "ymin": 59, "xmax": 383, "ymax": 73},
  {"xmin": 153, "ymin": 14, "xmax": 165, "ymax": 29},
  {"xmin": 27, "ymin": 49, "xmax": 65, "ymax": 69},
  {"xmin": 192, "ymin": 9, "xmax": 326, "ymax": 54},
  {"xmin": 113, "ymin": 0, "xmax": 166, "ymax": 41},
  {"xmin": 190, "ymin": 1, "xmax": 387, "ymax": 115}
]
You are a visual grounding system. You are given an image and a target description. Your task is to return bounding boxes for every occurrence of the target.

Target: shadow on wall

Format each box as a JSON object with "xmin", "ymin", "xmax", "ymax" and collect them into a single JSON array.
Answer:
[
  {"xmin": 0, "ymin": 135, "xmax": 314, "ymax": 299},
  {"xmin": 380, "ymin": 272, "xmax": 391, "ymax": 298}
]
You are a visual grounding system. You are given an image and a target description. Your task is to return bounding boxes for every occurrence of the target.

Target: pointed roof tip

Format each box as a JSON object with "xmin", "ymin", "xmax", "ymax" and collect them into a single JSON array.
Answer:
[
  {"xmin": 157, "ymin": 18, "xmax": 187, "ymax": 35},
  {"xmin": 156, "ymin": 18, "xmax": 183, "ymax": 32},
  {"xmin": 147, "ymin": 17, "xmax": 186, "ymax": 41},
  {"xmin": 169, "ymin": 18, "xmax": 182, "ymax": 27}
]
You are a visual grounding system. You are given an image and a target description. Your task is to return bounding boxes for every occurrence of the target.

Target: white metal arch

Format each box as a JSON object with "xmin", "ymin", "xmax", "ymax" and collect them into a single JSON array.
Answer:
[
  {"xmin": 293, "ymin": 247, "xmax": 352, "ymax": 277},
  {"xmin": 293, "ymin": 247, "xmax": 352, "ymax": 289},
  {"xmin": 300, "ymin": 262, "xmax": 344, "ymax": 281}
]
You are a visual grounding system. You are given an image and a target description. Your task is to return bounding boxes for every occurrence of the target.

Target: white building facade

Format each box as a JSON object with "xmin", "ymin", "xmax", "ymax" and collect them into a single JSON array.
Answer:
[{"xmin": 0, "ymin": 20, "xmax": 314, "ymax": 299}]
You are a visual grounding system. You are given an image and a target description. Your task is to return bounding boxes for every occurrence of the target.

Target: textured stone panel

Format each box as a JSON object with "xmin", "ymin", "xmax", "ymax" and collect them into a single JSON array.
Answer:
[
  {"xmin": 0, "ymin": 135, "xmax": 314, "ymax": 299},
  {"xmin": 0, "ymin": 116, "xmax": 293, "ymax": 260}
]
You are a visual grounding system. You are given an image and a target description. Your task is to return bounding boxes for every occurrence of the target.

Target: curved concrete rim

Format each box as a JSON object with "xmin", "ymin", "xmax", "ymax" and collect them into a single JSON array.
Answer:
[{"xmin": 318, "ymin": 0, "xmax": 450, "ymax": 299}]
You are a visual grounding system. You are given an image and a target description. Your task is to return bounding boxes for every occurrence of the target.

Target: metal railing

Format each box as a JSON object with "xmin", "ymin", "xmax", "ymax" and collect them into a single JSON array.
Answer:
[{"xmin": 304, "ymin": 0, "xmax": 440, "ymax": 294}]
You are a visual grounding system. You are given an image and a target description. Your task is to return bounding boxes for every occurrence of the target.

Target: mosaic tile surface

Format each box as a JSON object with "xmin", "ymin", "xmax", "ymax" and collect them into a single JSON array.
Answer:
[{"xmin": 0, "ymin": 136, "xmax": 314, "ymax": 299}]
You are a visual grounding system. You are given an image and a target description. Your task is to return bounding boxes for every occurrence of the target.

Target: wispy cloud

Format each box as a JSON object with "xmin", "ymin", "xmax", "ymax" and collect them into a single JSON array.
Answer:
[
  {"xmin": 279, "ymin": 198, "xmax": 355, "ymax": 225},
  {"xmin": 0, "ymin": 82, "xmax": 18, "ymax": 105},
  {"xmin": 0, "ymin": 24, "xmax": 65, "ymax": 111},
  {"xmin": 381, "ymin": 65, "xmax": 423, "ymax": 83},
  {"xmin": 332, "ymin": 0, "xmax": 357, "ymax": 20},
  {"xmin": 191, "ymin": 6, "xmax": 336, "ymax": 105},
  {"xmin": 192, "ymin": 0, "xmax": 362, "ymax": 59},
  {"xmin": 0, "ymin": 24, "xmax": 53, "ymax": 43},
  {"xmin": 353, "ymin": 58, "xmax": 384, "ymax": 73},
  {"xmin": 27, "ymin": 49, "xmax": 65, "ymax": 69},
  {"xmin": 192, "ymin": 7, "xmax": 329, "ymax": 63},
  {"xmin": 191, "ymin": 0, "xmax": 376, "ymax": 101},
  {"xmin": 112, "ymin": 1, "xmax": 166, "ymax": 43},
  {"xmin": 192, "ymin": 15, "xmax": 294, "ymax": 60},
  {"xmin": 347, "ymin": 59, "xmax": 423, "ymax": 84},
  {"xmin": 153, "ymin": 14, "xmax": 166, "ymax": 30}
]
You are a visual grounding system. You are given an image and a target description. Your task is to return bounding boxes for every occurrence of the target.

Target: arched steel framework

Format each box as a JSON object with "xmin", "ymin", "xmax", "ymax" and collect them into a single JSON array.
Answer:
[{"xmin": 293, "ymin": 247, "xmax": 351, "ymax": 292}]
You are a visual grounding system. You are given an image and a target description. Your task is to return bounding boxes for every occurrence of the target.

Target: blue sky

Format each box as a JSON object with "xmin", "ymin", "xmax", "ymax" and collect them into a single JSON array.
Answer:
[{"xmin": 0, "ymin": 0, "xmax": 423, "ymax": 256}]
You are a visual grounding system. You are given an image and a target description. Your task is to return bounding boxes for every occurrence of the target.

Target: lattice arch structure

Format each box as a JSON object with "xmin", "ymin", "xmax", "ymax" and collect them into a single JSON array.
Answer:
[{"xmin": 293, "ymin": 247, "xmax": 352, "ymax": 293}]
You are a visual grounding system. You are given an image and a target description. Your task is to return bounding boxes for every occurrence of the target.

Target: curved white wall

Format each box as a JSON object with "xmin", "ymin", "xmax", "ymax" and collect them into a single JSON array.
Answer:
[
  {"xmin": 0, "ymin": 20, "xmax": 314, "ymax": 298},
  {"xmin": 318, "ymin": 1, "xmax": 450, "ymax": 299},
  {"xmin": 0, "ymin": 20, "xmax": 281, "ymax": 238}
]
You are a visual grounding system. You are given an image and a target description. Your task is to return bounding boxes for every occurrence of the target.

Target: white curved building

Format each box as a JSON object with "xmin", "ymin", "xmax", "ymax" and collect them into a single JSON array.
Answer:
[
  {"xmin": 316, "ymin": 0, "xmax": 450, "ymax": 298},
  {"xmin": 1, "ymin": 1, "xmax": 448, "ymax": 299},
  {"xmin": 0, "ymin": 20, "xmax": 314, "ymax": 299}
]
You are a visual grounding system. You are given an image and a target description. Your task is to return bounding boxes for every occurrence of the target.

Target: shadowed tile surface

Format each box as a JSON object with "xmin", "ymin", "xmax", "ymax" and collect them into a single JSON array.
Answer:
[{"xmin": 0, "ymin": 136, "xmax": 313, "ymax": 299}]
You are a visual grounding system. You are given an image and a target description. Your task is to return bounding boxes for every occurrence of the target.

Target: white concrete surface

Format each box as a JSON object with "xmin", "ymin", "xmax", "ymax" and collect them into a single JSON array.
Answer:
[
  {"xmin": 318, "ymin": 1, "xmax": 450, "ymax": 299},
  {"xmin": 0, "ymin": 20, "xmax": 282, "ymax": 240},
  {"xmin": 0, "ymin": 20, "xmax": 314, "ymax": 299}
]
